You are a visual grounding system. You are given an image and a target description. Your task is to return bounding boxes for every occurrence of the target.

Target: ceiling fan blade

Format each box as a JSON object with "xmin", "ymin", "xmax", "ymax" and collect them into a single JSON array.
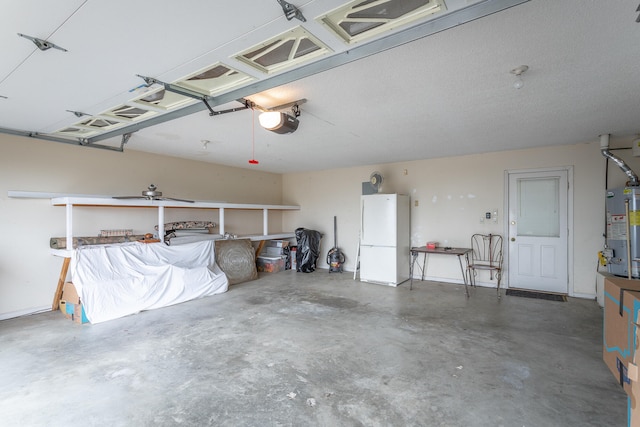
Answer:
[
  {"xmin": 112, "ymin": 185, "xmax": 193, "ymax": 202},
  {"xmin": 162, "ymin": 197, "xmax": 195, "ymax": 203}
]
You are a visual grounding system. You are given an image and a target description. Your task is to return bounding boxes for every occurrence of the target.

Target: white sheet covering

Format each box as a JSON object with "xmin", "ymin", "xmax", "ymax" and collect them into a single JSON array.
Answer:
[{"xmin": 70, "ymin": 240, "xmax": 228, "ymax": 323}]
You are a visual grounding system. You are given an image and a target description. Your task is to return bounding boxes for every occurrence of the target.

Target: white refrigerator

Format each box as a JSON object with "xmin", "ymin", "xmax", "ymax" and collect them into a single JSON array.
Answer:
[{"xmin": 359, "ymin": 193, "xmax": 410, "ymax": 286}]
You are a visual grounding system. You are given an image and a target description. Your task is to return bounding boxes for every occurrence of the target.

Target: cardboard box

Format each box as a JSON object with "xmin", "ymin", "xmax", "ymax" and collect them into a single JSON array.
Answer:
[
  {"xmin": 603, "ymin": 276, "xmax": 640, "ymax": 426},
  {"xmin": 628, "ymin": 356, "xmax": 640, "ymax": 426},
  {"xmin": 60, "ymin": 282, "xmax": 89, "ymax": 324},
  {"xmin": 290, "ymin": 247, "xmax": 297, "ymax": 271},
  {"xmin": 59, "ymin": 300, "xmax": 71, "ymax": 319},
  {"xmin": 256, "ymin": 255, "xmax": 286, "ymax": 273},
  {"xmin": 603, "ymin": 276, "xmax": 640, "ymax": 393}
]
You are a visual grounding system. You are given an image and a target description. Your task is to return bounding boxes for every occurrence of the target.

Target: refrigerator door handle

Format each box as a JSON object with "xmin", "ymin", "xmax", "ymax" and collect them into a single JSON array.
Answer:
[{"xmin": 361, "ymin": 202, "xmax": 365, "ymax": 242}]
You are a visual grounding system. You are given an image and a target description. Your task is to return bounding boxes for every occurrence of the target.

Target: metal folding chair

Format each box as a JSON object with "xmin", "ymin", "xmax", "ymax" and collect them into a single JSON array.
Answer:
[{"xmin": 468, "ymin": 234, "xmax": 504, "ymax": 297}]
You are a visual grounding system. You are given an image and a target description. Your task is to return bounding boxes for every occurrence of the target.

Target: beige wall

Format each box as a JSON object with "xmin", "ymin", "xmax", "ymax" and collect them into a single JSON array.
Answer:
[
  {"xmin": 0, "ymin": 134, "xmax": 284, "ymax": 318},
  {"xmin": 282, "ymin": 138, "xmax": 640, "ymax": 298},
  {"xmin": 4, "ymin": 132, "xmax": 639, "ymax": 318}
]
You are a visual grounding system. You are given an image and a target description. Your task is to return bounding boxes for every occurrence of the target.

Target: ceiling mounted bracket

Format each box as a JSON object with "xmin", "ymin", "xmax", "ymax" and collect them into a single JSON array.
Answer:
[
  {"xmin": 17, "ymin": 33, "xmax": 68, "ymax": 52},
  {"xmin": 66, "ymin": 110, "xmax": 89, "ymax": 118},
  {"xmin": 120, "ymin": 132, "xmax": 133, "ymax": 149},
  {"xmin": 276, "ymin": 0, "xmax": 306, "ymax": 22}
]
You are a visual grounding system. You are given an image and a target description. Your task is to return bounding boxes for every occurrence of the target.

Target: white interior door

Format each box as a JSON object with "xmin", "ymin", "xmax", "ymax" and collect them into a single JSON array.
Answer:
[{"xmin": 508, "ymin": 169, "xmax": 569, "ymax": 293}]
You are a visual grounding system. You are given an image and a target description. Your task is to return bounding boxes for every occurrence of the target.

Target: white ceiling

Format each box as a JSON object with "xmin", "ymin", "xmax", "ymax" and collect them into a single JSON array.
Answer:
[{"xmin": 1, "ymin": 0, "xmax": 639, "ymax": 173}]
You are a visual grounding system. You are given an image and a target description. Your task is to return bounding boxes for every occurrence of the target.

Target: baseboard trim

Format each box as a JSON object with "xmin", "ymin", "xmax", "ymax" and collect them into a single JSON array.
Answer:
[
  {"xmin": 570, "ymin": 292, "xmax": 597, "ymax": 300},
  {"xmin": 0, "ymin": 305, "xmax": 50, "ymax": 321}
]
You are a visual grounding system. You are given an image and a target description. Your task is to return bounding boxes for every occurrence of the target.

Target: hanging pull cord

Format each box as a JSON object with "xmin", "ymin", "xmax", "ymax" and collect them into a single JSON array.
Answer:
[{"xmin": 249, "ymin": 106, "xmax": 259, "ymax": 164}]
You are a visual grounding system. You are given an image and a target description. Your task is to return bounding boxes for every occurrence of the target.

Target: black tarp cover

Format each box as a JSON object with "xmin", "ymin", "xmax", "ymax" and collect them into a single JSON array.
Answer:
[{"xmin": 295, "ymin": 228, "xmax": 322, "ymax": 273}]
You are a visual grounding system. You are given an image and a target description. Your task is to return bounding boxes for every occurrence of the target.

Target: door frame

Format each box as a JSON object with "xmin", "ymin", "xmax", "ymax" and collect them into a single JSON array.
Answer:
[{"xmin": 504, "ymin": 166, "xmax": 574, "ymax": 295}]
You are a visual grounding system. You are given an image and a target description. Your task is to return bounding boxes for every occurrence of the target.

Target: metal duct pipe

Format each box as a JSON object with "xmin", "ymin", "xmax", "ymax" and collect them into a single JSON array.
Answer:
[{"xmin": 601, "ymin": 134, "xmax": 640, "ymax": 186}]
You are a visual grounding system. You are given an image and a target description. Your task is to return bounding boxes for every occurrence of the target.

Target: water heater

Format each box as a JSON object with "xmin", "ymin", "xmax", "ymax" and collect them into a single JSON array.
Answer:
[{"xmin": 606, "ymin": 186, "xmax": 640, "ymax": 278}]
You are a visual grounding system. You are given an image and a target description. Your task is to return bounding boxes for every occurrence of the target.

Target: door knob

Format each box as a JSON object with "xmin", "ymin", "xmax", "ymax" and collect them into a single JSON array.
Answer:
[{"xmin": 511, "ymin": 237, "xmax": 515, "ymax": 242}]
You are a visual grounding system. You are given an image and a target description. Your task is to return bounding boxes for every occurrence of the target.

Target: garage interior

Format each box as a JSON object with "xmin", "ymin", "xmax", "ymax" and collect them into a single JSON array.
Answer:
[
  {"xmin": 3, "ymin": 273, "xmax": 623, "ymax": 426},
  {"xmin": 1, "ymin": 0, "xmax": 638, "ymax": 425}
]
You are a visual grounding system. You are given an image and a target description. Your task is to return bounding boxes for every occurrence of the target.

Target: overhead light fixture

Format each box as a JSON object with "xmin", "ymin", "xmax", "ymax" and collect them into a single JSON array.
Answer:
[
  {"xmin": 510, "ymin": 65, "xmax": 529, "ymax": 89},
  {"xmin": 259, "ymin": 111, "xmax": 299, "ymax": 134}
]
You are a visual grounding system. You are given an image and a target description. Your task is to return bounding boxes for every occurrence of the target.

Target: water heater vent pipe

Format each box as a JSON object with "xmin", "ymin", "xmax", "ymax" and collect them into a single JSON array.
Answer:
[{"xmin": 600, "ymin": 134, "xmax": 640, "ymax": 186}]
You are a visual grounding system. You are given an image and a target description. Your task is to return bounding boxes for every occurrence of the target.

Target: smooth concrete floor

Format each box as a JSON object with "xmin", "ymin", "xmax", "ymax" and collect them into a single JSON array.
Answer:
[{"xmin": 0, "ymin": 271, "xmax": 627, "ymax": 427}]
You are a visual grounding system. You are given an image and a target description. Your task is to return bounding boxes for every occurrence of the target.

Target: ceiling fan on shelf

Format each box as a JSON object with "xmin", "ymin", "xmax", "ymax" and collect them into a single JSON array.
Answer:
[
  {"xmin": 369, "ymin": 171, "xmax": 384, "ymax": 193},
  {"xmin": 113, "ymin": 184, "xmax": 194, "ymax": 203}
]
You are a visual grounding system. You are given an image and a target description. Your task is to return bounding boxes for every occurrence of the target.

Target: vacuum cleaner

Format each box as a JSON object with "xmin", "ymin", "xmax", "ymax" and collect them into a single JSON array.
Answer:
[{"xmin": 327, "ymin": 216, "xmax": 345, "ymax": 273}]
